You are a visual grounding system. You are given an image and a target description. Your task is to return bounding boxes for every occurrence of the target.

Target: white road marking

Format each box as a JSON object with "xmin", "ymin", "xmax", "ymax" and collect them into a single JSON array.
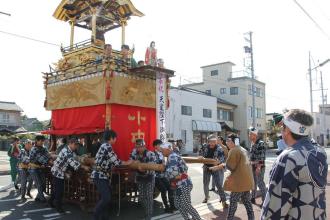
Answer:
[
  {"xmin": 152, "ymin": 199, "xmax": 221, "ymax": 220},
  {"xmin": 0, "ymin": 182, "xmax": 13, "ymax": 192},
  {"xmin": 44, "ymin": 217, "xmax": 61, "ymax": 220},
  {"xmin": 43, "ymin": 211, "xmax": 70, "ymax": 218},
  {"xmin": 43, "ymin": 213, "xmax": 60, "ymax": 218},
  {"xmin": 24, "ymin": 208, "xmax": 52, "ymax": 214},
  {"xmin": 0, "ymin": 175, "xmax": 10, "ymax": 178},
  {"xmin": 17, "ymin": 218, "xmax": 32, "ymax": 220},
  {"xmin": 0, "ymin": 211, "xmax": 11, "ymax": 217},
  {"xmin": 0, "ymin": 198, "xmax": 20, "ymax": 202}
]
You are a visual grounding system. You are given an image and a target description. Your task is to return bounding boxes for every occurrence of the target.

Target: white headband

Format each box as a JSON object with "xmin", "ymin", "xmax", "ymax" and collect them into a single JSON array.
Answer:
[
  {"xmin": 249, "ymin": 127, "xmax": 258, "ymax": 135},
  {"xmin": 234, "ymin": 138, "xmax": 240, "ymax": 146},
  {"xmin": 160, "ymin": 142, "xmax": 172, "ymax": 149},
  {"xmin": 283, "ymin": 117, "xmax": 311, "ymax": 136}
]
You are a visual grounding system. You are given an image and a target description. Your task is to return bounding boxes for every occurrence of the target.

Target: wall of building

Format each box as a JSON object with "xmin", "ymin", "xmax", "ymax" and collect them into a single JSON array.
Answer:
[
  {"xmin": 186, "ymin": 62, "xmax": 266, "ymax": 146},
  {"xmin": 166, "ymin": 88, "xmax": 218, "ymax": 153},
  {"xmin": 0, "ymin": 110, "xmax": 21, "ymax": 127},
  {"xmin": 312, "ymin": 112, "xmax": 330, "ymax": 146}
]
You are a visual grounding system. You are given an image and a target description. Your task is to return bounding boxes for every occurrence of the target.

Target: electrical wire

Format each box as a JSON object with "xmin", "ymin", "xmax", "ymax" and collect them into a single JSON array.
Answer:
[
  {"xmin": 0, "ymin": 30, "xmax": 60, "ymax": 47},
  {"xmin": 293, "ymin": 0, "xmax": 330, "ymax": 40}
]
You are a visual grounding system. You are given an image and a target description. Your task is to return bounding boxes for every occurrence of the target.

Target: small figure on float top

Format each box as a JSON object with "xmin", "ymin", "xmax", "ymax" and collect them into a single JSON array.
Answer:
[
  {"xmin": 145, "ymin": 41, "xmax": 157, "ymax": 66},
  {"xmin": 157, "ymin": 58, "xmax": 164, "ymax": 68},
  {"xmin": 121, "ymin": 44, "xmax": 138, "ymax": 69}
]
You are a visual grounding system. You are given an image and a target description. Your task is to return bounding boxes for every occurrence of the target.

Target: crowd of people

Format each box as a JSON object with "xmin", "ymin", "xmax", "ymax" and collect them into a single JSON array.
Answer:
[{"xmin": 6, "ymin": 108, "xmax": 328, "ymax": 220}]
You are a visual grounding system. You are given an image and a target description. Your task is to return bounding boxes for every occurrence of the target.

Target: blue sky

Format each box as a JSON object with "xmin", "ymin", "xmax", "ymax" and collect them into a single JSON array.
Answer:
[{"xmin": 0, "ymin": 0, "xmax": 330, "ymax": 120}]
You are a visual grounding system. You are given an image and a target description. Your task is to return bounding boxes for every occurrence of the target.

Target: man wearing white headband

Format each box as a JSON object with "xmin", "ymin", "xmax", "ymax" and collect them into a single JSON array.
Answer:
[
  {"xmin": 160, "ymin": 142, "xmax": 203, "ymax": 220},
  {"xmin": 248, "ymin": 126, "xmax": 266, "ymax": 206},
  {"xmin": 261, "ymin": 109, "xmax": 328, "ymax": 220}
]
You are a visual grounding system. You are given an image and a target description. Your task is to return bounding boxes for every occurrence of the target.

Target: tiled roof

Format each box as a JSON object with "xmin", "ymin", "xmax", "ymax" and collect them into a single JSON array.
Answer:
[{"xmin": 0, "ymin": 101, "xmax": 23, "ymax": 112}]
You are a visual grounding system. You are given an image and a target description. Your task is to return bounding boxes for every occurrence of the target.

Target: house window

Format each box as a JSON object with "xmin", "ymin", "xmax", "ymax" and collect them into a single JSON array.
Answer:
[
  {"xmin": 203, "ymin": 109, "xmax": 212, "ymax": 118},
  {"xmin": 229, "ymin": 111, "xmax": 234, "ymax": 121},
  {"xmin": 256, "ymin": 88, "xmax": 261, "ymax": 97},
  {"xmin": 230, "ymin": 87, "xmax": 238, "ymax": 95},
  {"xmin": 256, "ymin": 108, "xmax": 263, "ymax": 118},
  {"xmin": 205, "ymin": 90, "xmax": 211, "ymax": 95},
  {"xmin": 181, "ymin": 105, "xmax": 192, "ymax": 116},
  {"xmin": 248, "ymin": 85, "xmax": 252, "ymax": 95},
  {"xmin": 220, "ymin": 88, "xmax": 226, "ymax": 94},
  {"xmin": 181, "ymin": 130, "xmax": 187, "ymax": 144},
  {"xmin": 217, "ymin": 109, "xmax": 233, "ymax": 121},
  {"xmin": 0, "ymin": 113, "xmax": 9, "ymax": 124},
  {"xmin": 248, "ymin": 106, "xmax": 253, "ymax": 118},
  {"xmin": 260, "ymin": 89, "xmax": 264, "ymax": 98},
  {"xmin": 211, "ymin": 70, "xmax": 218, "ymax": 76}
]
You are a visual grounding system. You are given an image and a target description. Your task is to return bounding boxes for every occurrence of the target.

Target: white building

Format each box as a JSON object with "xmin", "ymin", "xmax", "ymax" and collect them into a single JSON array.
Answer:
[
  {"xmin": 184, "ymin": 62, "xmax": 266, "ymax": 146},
  {"xmin": 166, "ymin": 87, "xmax": 222, "ymax": 154},
  {"xmin": 312, "ymin": 105, "xmax": 330, "ymax": 146}
]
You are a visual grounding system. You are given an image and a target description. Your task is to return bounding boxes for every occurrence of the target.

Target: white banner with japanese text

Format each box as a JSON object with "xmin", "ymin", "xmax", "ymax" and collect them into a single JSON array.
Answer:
[{"xmin": 156, "ymin": 73, "xmax": 167, "ymax": 143}]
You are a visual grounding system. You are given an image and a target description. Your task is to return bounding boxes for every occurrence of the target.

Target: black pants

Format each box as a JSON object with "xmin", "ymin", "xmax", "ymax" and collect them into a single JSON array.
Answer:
[
  {"xmin": 93, "ymin": 178, "xmax": 111, "ymax": 220},
  {"xmin": 155, "ymin": 177, "xmax": 174, "ymax": 209},
  {"xmin": 50, "ymin": 176, "xmax": 64, "ymax": 208}
]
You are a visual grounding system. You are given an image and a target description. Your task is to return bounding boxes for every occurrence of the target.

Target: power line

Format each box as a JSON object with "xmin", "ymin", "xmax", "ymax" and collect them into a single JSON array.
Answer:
[
  {"xmin": 0, "ymin": 30, "xmax": 60, "ymax": 47},
  {"xmin": 0, "ymin": 11, "xmax": 11, "ymax": 16},
  {"xmin": 293, "ymin": 0, "xmax": 330, "ymax": 40}
]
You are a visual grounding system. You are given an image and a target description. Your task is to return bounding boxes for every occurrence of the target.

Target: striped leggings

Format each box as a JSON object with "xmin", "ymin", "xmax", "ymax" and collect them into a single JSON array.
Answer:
[
  {"xmin": 19, "ymin": 169, "xmax": 32, "ymax": 197},
  {"xmin": 175, "ymin": 185, "xmax": 202, "ymax": 220},
  {"xmin": 137, "ymin": 178, "xmax": 155, "ymax": 220},
  {"xmin": 227, "ymin": 191, "xmax": 254, "ymax": 220}
]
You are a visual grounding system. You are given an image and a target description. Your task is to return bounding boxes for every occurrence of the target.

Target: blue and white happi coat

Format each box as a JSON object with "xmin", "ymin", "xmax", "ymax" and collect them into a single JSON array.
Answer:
[
  {"xmin": 261, "ymin": 137, "xmax": 328, "ymax": 220},
  {"xmin": 154, "ymin": 150, "xmax": 165, "ymax": 178},
  {"xmin": 18, "ymin": 148, "xmax": 30, "ymax": 166},
  {"xmin": 199, "ymin": 144, "xmax": 226, "ymax": 167},
  {"xmin": 91, "ymin": 143, "xmax": 122, "ymax": 180},
  {"xmin": 29, "ymin": 145, "xmax": 50, "ymax": 167},
  {"xmin": 130, "ymin": 148, "xmax": 156, "ymax": 176},
  {"xmin": 250, "ymin": 138, "xmax": 266, "ymax": 163},
  {"xmin": 164, "ymin": 152, "xmax": 192, "ymax": 189},
  {"xmin": 51, "ymin": 147, "xmax": 81, "ymax": 179}
]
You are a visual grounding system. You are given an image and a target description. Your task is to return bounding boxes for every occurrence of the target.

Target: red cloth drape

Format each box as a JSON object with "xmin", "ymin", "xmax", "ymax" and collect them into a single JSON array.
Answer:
[
  {"xmin": 111, "ymin": 104, "xmax": 156, "ymax": 160},
  {"xmin": 43, "ymin": 104, "xmax": 156, "ymax": 160},
  {"xmin": 43, "ymin": 105, "xmax": 106, "ymax": 135}
]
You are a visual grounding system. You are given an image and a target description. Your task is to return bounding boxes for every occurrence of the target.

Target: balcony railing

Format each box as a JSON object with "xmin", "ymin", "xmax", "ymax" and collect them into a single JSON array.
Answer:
[{"xmin": 60, "ymin": 39, "xmax": 99, "ymax": 54}]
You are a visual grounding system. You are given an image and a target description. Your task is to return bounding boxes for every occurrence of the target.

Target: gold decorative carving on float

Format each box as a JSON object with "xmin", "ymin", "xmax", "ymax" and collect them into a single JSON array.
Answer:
[
  {"xmin": 46, "ymin": 76, "xmax": 105, "ymax": 110},
  {"xmin": 54, "ymin": 57, "xmax": 71, "ymax": 71},
  {"xmin": 110, "ymin": 76, "xmax": 156, "ymax": 108}
]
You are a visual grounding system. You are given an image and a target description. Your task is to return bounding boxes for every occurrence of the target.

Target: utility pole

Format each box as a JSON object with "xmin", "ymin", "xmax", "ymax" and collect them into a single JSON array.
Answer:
[
  {"xmin": 320, "ymin": 71, "xmax": 327, "ymax": 146},
  {"xmin": 309, "ymin": 52, "xmax": 313, "ymax": 113},
  {"xmin": 250, "ymin": 32, "xmax": 256, "ymax": 128},
  {"xmin": 244, "ymin": 32, "xmax": 256, "ymax": 128}
]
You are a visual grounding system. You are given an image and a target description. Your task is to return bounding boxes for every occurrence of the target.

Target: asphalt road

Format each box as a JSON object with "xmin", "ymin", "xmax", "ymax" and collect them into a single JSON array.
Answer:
[{"xmin": 0, "ymin": 149, "xmax": 329, "ymax": 220}]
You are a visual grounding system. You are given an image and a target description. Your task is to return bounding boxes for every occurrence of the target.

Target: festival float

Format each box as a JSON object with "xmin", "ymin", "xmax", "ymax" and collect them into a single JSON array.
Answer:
[{"xmin": 42, "ymin": 0, "xmax": 174, "ymax": 212}]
